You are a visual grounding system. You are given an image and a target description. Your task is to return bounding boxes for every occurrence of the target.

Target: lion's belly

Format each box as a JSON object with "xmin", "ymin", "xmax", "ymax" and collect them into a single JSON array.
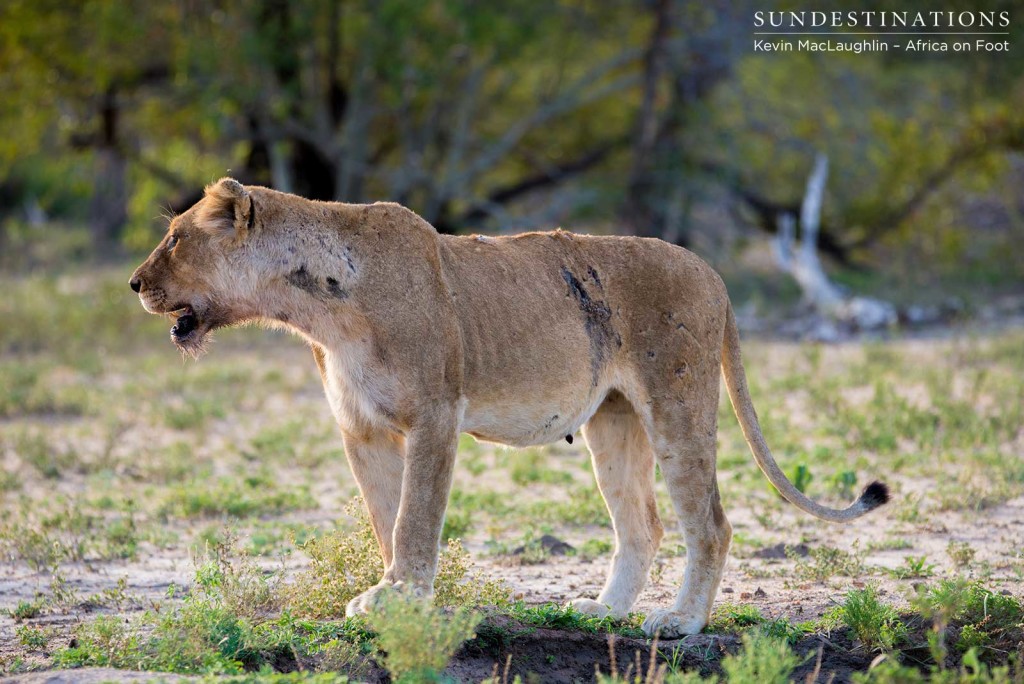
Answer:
[{"xmin": 461, "ymin": 391, "xmax": 607, "ymax": 447}]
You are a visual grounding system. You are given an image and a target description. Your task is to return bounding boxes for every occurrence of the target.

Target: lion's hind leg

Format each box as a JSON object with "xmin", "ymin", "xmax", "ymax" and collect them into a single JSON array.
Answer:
[{"xmin": 568, "ymin": 391, "xmax": 663, "ymax": 619}]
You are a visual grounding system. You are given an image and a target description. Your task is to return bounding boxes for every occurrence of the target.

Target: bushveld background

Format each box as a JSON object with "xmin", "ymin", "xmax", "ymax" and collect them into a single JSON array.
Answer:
[{"xmin": 0, "ymin": 1, "xmax": 1022, "ymax": 682}]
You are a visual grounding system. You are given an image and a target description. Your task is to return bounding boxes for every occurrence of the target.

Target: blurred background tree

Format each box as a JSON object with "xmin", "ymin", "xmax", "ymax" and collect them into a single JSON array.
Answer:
[{"xmin": 1, "ymin": 0, "xmax": 1023, "ymax": 302}]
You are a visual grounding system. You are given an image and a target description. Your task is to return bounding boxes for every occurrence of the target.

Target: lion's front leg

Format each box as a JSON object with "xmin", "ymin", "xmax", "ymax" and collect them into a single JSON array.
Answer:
[
  {"xmin": 341, "ymin": 429, "xmax": 405, "ymax": 567},
  {"xmin": 346, "ymin": 411, "xmax": 459, "ymax": 616}
]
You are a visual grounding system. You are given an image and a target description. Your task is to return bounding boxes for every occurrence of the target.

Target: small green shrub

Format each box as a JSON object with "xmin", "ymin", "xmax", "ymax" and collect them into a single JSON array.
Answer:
[
  {"xmin": 369, "ymin": 595, "xmax": 481, "ymax": 683},
  {"xmin": 787, "ymin": 463, "xmax": 813, "ymax": 495},
  {"xmin": 7, "ymin": 599, "xmax": 44, "ymax": 621},
  {"xmin": 719, "ymin": 631, "xmax": 803, "ymax": 684},
  {"xmin": 16, "ymin": 625, "xmax": 49, "ymax": 648},
  {"xmin": 434, "ymin": 538, "xmax": 511, "ymax": 609},
  {"xmin": 947, "ymin": 541, "xmax": 977, "ymax": 569},
  {"xmin": 791, "ymin": 543, "xmax": 865, "ymax": 582},
  {"xmin": 888, "ymin": 555, "xmax": 936, "ymax": 580},
  {"xmin": 842, "ymin": 585, "xmax": 907, "ymax": 651},
  {"xmin": 288, "ymin": 501, "xmax": 510, "ymax": 618},
  {"xmin": 286, "ymin": 500, "xmax": 384, "ymax": 618}
]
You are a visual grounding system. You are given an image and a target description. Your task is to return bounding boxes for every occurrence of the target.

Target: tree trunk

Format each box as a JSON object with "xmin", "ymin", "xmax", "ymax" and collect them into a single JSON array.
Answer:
[
  {"xmin": 774, "ymin": 153, "xmax": 897, "ymax": 332},
  {"xmin": 89, "ymin": 88, "xmax": 127, "ymax": 247},
  {"xmin": 624, "ymin": 0, "xmax": 671, "ymax": 239}
]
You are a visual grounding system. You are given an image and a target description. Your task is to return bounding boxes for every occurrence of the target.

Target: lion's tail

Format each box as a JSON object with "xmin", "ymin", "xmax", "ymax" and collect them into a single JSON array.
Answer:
[{"xmin": 721, "ymin": 303, "xmax": 890, "ymax": 522}]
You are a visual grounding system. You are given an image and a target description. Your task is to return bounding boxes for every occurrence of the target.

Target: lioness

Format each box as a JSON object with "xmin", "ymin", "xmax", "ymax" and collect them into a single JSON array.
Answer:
[{"xmin": 130, "ymin": 179, "xmax": 888, "ymax": 636}]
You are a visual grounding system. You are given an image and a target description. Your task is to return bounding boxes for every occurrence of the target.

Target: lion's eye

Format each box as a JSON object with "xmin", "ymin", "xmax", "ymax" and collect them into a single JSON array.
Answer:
[{"xmin": 167, "ymin": 234, "xmax": 178, "ymax": 250}]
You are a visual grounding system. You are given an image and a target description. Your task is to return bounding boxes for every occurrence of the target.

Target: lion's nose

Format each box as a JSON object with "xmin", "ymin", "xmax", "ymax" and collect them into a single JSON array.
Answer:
[{"xmin": 129, "ymin": 276, "xmax": 142, "ymax": 293}]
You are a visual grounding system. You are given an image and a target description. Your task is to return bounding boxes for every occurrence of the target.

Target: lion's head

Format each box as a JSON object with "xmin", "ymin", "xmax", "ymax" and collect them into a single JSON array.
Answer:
[{"xmin": 130, "ymin": 178, "xmax": 260, "ymax": 356}]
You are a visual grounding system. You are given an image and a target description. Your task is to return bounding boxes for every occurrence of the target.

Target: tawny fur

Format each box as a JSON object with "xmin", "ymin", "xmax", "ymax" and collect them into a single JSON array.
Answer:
[{"xmin": 131, "ymin": 179, "xmax": 888, "ymax": 637}]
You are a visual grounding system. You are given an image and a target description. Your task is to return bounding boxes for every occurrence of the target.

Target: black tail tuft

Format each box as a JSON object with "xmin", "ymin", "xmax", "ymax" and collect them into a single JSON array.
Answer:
[{"xmin": 859, "ymin": 480, "xmax": 891, "ymax": 510}]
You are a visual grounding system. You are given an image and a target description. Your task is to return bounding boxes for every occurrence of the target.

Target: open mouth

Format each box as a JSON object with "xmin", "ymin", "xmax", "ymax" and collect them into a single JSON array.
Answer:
[{"xmin": 170, "ymin": 305, "xmax": 199, "ymax": 341}]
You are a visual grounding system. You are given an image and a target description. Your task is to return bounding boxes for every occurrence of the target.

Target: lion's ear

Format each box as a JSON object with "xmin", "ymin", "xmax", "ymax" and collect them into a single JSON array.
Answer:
[{"xmin": 197, "ymin": 177, "xmax": 255, "ymax": 242}]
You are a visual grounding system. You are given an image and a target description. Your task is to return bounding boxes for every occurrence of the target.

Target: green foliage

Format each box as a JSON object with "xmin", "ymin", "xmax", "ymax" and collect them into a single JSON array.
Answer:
[
  {"xmin": 286, "ymin": 500, "xmax": 385, "ymax": 618},
  {"xmin": 526, "ymin": 483, "xmax": 610, "ymax": 526},
  {"xmin": 0, "ymin": 503, "xmax": 140, "ymax": 569},
  {"xmin": 52, "ymin": 543, "xmax": 290, "ymax": 674},
  {"xmin": 16, "ymin": 625, "xmax": 49, "ymax": 649},
  {"xmin": 831, "ymin": 470, "xmax": 858, "ymax": 499},
  {"xmin": 888, "ymin": 555, "xmax": 937, "ymax": 580},
  {"xmin": 506, "ymin": 603, "xmax": 645, "ymax": 639},
  {"xmin": 508, "ymin": 448, "xmax": 573, "ymax": 486},
  {"xmin": 434, "ymin": 538, "xmax": 512, "ymax": 609},
  {"xmin": 441, "ymin": 506, "xmax": 474, "ymax": 542},
  {"xmin": 718, "ymin": 631, "xmax": 803, "ymax": 684},
  {"xmin": 852, "ymin": 649, "xmax": 1022, "ymax": 683},
  {"xmin": 159, "ymin": 474, "xmax": 316, "ymax": 520},
  {"xmin": 787, "ymin": 463, "xmax": 813, "ymax": 495},
  {"xmin": 708, "ymin": 603, "xmax": 764, "ymax": 632},
  {"xmin": 790, "ymin": 543, "xmax": 866, "ymax": 582},
  {"xmin": 197, "ymin": 674, "xmax": 351, "ymax": 684},
  {"xmin": 947, "ymin": 541, "xmax": 977, "ymax": 569},
  {"xmin": 287, "ymin": 501, "xmax": 510, "ymax": 619},
  {"xmin": 6, "ymin": 599, "xmax": 44, "ymax": 621},
  {"xmin": 369, "ymin": 595, "xmax": 481, "ymax": 683},
  {"xmin": 579, "ymin": 537, "xmax": 614, "ymax": 559},
  {"xmin": 841, "ymin": 585, "xmax": 907, "ymax": 651},
  {"xmin": 911, "ymin": 579, "xmax": 1024, "ymax": 657}
]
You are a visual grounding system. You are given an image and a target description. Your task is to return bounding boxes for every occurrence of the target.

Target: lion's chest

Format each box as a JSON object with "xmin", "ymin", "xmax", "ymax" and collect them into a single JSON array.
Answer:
[{"xmin": 320, "ymin": 345, "xmax": 396, "ymax": 433}]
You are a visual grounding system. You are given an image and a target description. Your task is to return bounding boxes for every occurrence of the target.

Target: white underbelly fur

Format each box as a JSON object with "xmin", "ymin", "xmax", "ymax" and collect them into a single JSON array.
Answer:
[{"xmin": 460, "ymin": 390, "xmax": 608, "ymax": 447}]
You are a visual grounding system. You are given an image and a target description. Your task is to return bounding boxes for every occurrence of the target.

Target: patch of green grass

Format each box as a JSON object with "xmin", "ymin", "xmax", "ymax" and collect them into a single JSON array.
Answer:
[
  {"xmin": 0, "ymin": 270, "xmax": 167, "ymax": 359},
  {"xmin": 841, "ymin": 585, "xmax": 907, "ymax": 651},
  {"xmin": 47, "ymin": 519, "xmax": 506, "ymax": 679},
  {"xmin": 508, "ymin": 448, "xmax": 573, "ymax": 486},
  {"xmin": 786, "ymin": 463, "xmax": 813, "ymax": 495},
  {"xmin": 54, "ymin": 543, "xmax": 285, "ymax": 674},
  {"xmin": 888, "ymin": 555, "xmax": 936, "ymax": 580},
  {"xmin": 487, "ymin": 527, "xmax": 554, "ymax": 565},
  {"xmin": 579, "ymin": 537, "xmax": 613, "ymax": 559},
  {"xmin": 504, "ymin": 602, "xmax": 645, "ymax": 639},
  {"xmin": 1, "ymin": 504, "xmax": 138, "ymax": 568},
  {"xmin": 164, "ymin": 396, "xmax": 227, "ymax": 430},
  {"xmin": 197, "ymin": 674, "xmax": 352, "ymax": 683},
  {"xmin": 912, "ymin": 579, "xmax": 1024, "ymax": 655},
  {"xmin": 708, "ymin": 603, "xmax": 765, "ymax": 632},
  {"xmin": 865, "ymin": 537, "xmax": 914, "ymax": 552},
  {"xmin": 0, "ymin": 362, "xmax": 92, "ymax": 417},
  {"xmin": 160, "ymin": 474, "xmax": 316, "ymax": 520},
  {"xmin": 441, "ymin": 506, "xmax": 473, "ymax": 542},
  {"xmin": 791, "ymin": 543, "xmax": 866, "ymax": 582},
  {"xmin": 525, "ymin": 483, "xmax": 610, "ymax": 526},
  {"xmin": 285, "ymin": 501, "xmax": 384, "ymax": 618},
  {"xmin": 11, "ymin": 430, "xmax": 79, "ymax": 479},
  {"xmin": 851, "ymin": 648, "xmax": 1020, "ymax": 683},
  {"xmin": 434, "ymin": 538, "xmax": 512, "ymax": 609},
  {"xmin": 448, "ymin": 488, "xmax": 512, "ymax": 517}
]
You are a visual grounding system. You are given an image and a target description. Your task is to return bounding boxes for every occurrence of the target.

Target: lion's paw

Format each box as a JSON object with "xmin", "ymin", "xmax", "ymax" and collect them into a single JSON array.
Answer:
[
  {"xmin": 567, "ymin": 598, "xmax": 612, "ymax": 618},
  {"xmin": 345, "ymin": 581, "xmax": 430, "ymax": 617},
  {"xmin": 641, "ymin": 609, "xmax": 706, "ymax": 638},
  {"xmin": 345, "ymin": 583, "xmax": 393, "ymax": 617}
]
